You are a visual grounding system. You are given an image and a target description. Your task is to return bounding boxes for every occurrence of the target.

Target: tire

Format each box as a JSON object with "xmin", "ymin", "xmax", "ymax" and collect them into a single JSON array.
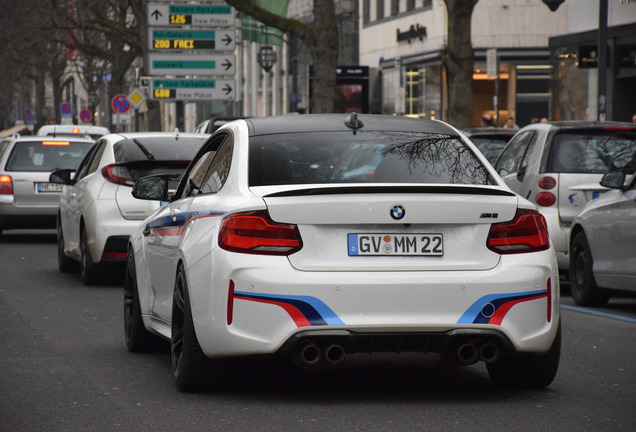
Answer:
[
  {"xmin": 569, "ymin": 231, "xmax": 610, "ymax": 307},
  {"xmin": 57, "ymin": 216, "xmax": 79, "ymax": 273},
  {"xmin": 124, "ymin": 249, "xmax": 165, "ymax": 352},
  {"xmin": 486, "ymin": 322, "xmax": 561, "ymax": 389},
  {"xmin": 171, "ymin": 265, "xmax": 231, "ymax": 392},
  {"xmin": 80, "ymin": 225, "xmax": 101, "ymax": 285}
]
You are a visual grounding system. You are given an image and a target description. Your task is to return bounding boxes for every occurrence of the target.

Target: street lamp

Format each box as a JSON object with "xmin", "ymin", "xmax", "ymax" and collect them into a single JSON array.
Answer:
[{"xmin": 257, "ymin": 26, "xmax": 277, "ymax": 72}]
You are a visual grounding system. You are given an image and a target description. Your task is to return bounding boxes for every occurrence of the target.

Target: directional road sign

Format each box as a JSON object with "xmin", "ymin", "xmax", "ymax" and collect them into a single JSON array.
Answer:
[
  {"xmin": 151, "ymin": 79, "xmax": 235, "ymax": 101},
  {"xmin": 149, "ymin": 28, "xmax": 235, "ymax": 52},
  {"xmin": 148, "ymin": 53, "xmax": 235, "ymax": 76},
  {"xmin": 147, "ymin": 3, "xmax": 235, "ymax": 27}
]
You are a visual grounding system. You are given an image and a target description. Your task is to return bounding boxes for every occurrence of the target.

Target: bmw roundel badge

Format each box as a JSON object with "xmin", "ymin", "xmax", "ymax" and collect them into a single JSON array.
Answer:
[{"xmin": 390, "ymin": 204, "xmax": 405, "ymax": 220}]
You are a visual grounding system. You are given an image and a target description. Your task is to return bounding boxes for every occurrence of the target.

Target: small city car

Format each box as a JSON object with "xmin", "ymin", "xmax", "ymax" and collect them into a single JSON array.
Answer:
[
  {"xmin": 0, "ymin": 135, "xmax": 94, "ymax": 235},
  {"xmin": 50, "ymin": 132, "xmax": 208, "ymax": 284},
  {"xmin": 493, "ymin": 121, "xmax": 636, "ymax": 271},
  {"xmin": 37, "ymin": 124, "xmax": 111, "ymax": 140},
  {"xmin": 569, "ymin": 168, "xmax": 636, "ymax": 306},
  {"xmin": 125, "ymin": 114, "xmax": 561, "ymax": 392},
  {"xmin": 462, "ymin": 128, "xmax": 516, "ymax": 164}
]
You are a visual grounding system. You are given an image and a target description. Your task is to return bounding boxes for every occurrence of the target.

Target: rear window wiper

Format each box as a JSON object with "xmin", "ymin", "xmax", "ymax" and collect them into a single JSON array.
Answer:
[{"xmin": 133, "ymin": 139, "xmax": 156, "ymax": 161}]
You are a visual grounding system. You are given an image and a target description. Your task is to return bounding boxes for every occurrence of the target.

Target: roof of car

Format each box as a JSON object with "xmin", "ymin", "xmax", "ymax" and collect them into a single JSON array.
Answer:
[
  {"xmin": 527, "ymin": 121, "xmax": 636, "ymax": 129},
  {"xmin": 244, "ymin": 114, "xmax": 459, "ymax": 137},
  {"xmin": 463, "ymin": 128, "xmax": 517, "ymax": 136},
  {"xmin": 108, "ymin": 131, "xmax": 207, "ymax": 140},
  {"xmin": 11, "ymin": 135, "xmax": 95, "ymax": 143}
]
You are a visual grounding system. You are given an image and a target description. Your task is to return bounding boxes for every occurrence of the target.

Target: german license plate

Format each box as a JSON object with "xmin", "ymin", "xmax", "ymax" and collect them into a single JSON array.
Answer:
[
  {"xmin": 348, "ymin": 233, "xmax": 443, "ymax": 256},
  {"xmin": 36, "ymin": 182, "xmax": 63, "ymax": 193}
]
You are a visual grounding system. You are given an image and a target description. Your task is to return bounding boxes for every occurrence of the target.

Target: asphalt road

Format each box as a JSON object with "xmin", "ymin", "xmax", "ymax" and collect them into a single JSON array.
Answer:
[{"xmin": 1, "ymin": 230, "xmax": 635, "ymax": 432}]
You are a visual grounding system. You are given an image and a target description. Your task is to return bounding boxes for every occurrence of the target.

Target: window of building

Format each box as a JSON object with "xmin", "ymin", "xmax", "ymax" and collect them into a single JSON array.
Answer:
[
  {"xmin": 391, "ymin": 0, "xmax": 399, "ymax": 16},
  {"xmin": 377, "ymin": 0, "xmax": 384, "ymax": 20}
]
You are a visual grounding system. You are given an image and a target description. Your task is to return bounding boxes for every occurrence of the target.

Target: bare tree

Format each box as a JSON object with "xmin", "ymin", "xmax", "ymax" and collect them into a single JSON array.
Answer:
[{"xmin": 225, "ymin": 0, "xmax": 339, "ymax": 113}]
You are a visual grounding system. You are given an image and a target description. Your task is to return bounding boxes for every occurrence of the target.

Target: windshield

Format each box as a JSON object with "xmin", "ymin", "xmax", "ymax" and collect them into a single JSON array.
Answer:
[
  {"xmin": 249, "ymin": 131, "xmax": 495, "ymax": 186},
  {"xmin": 5, "ymin": 140, "xmax": 93, "ymax": 172}
]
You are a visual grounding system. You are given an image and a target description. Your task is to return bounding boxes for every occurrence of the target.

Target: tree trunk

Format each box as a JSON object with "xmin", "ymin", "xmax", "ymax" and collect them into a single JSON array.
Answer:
[
  {"xmin": 308, "ymin": 0, "xmax": 339, "ymax": 113},
  {"xmin": 225, "ymin": 0, "xmax": 339, "ymax": 114},
  {"xmin": 443, "ymin": 0, "xmax": 478, "ymax": 129}
]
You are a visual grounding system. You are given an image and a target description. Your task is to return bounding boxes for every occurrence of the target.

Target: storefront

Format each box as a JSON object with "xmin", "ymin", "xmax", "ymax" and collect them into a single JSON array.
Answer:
[
  {"xmin": 549, "ymin": 23, "xmax": 636, "ymax": 123},
  {"xmin": 379, "ymin": 48, "xmax": 552, "ymax": 128}
]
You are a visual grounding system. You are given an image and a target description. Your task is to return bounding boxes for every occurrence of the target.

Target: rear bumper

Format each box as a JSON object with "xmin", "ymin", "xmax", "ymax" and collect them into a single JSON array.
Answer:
[
  {"xmin": 0, "ymin": 202, "xmax": 57, "ymax": 229},
  {"xmin": 189, "ymin": 248, "xmax": 561, "ymax": 359}
]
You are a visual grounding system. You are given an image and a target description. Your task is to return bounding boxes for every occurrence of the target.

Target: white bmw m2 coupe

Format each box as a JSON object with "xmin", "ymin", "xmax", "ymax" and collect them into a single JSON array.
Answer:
[{"xmin": 125, "ymin": 114, "xmax": 561, "ymax": 391}]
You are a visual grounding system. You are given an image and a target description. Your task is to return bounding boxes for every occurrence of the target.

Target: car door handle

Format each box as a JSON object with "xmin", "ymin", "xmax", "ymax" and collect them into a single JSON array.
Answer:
[{"xmin": 170, "ymin": 208, "xmax": 181, "ymax": 221}]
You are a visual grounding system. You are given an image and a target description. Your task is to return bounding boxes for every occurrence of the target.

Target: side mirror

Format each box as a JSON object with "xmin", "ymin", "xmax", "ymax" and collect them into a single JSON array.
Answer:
[
  {"xmin": 49, "ymin": 169, "xmax": 75, "ymax": 185},
  {"xmin": 132, "ymin": 174, "xmax": 171, "ymax": 201},
  {"xmin": 600, "ymin": 170, "xmax": 626, "ymax": 190}
]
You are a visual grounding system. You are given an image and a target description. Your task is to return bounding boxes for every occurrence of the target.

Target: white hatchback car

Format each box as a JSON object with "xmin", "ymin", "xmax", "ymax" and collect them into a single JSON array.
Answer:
[
  {"xmin": 493, "ymin": 122, "xmax": 636, "ymax": 271},
  {"xmin": 125, "ymin": 114, "xmax": 561, "ymax": 391},
  {"xmin": 0, "ymin": 135, "xmax": 94, "ymax": 235},
  {"xmin": 569, "ymin": 169, "xmax": 636, "ymax": 306},
  {"xmin": 50, "ymin": 132, "xmax": 208, "ymax": 284}
]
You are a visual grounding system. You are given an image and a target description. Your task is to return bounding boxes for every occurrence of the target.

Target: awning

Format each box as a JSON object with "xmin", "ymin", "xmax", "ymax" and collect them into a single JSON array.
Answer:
[{"xmin": 0, "ymin": 124, "xmax": 29, "ymax": 138}]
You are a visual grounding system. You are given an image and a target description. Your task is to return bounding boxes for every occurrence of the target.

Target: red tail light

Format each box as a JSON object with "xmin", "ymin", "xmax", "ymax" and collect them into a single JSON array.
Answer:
[
  {"xmin": 101, "ymin": 164, "xmax": 134, "ymax": 186},
  {"xmin": 219, "ymin": 210, "xmax": 303, "ymax": 255},
  {"xmin": 0, "ymin": 175, "xmax": 13, "ymax": 195},
  {"xmin": 538, "ymin": 176, "xmax": 556, "ymax": 190},
  {"xmin": 487, "ymin": 209, "xmax": 550, "ymax": 254},
  {"xmin": 535, "ymin": 192, "xmax": 556, "ymax": 206},
  {"xmin": 42, "ymin": 141, "xmax": 70, "ymax": 146}
]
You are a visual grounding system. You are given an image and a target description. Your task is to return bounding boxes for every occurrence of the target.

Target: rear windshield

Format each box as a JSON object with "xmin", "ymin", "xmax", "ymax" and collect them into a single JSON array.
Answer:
[
  {"xmin": 249, "ymin": 131, "xmax": 495, "ymax": 186},
  {"xmin": 5, "ymin": 140, "xmax": 93, "ymax": 172},
  {"xmin": 113, "ymin": 137, "xmax": 207, "ymax": 163},
  {"xmin": 547, "ymin": 130, "xmax": 636, "ymax": 173}
]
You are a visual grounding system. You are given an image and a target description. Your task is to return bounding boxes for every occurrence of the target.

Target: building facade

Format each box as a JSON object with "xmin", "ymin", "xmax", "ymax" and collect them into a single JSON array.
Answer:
[{"xmin": 359, "ymin": 0, "xmax": 636, "ymax": 127}]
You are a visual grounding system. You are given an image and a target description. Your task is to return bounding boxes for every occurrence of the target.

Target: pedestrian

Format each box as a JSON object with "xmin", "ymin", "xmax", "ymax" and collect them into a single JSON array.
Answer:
[
  {"xmin": 503, "ymin": 117, "xmax": 519, "ymax": 129},
  {"xmin": 540, "ymin": 117, "xmax": 549, "ymax": 123},
  {"xmin": 632, "ymin": 113, "xmax": 636, "ymax": 123},
  {"xmin": 481, "ymin": 112, "xmax": 495, "ymax": 127},
  {"xmin": 530, "ymin": 117, "xmax": 540, "ymax": 124}
]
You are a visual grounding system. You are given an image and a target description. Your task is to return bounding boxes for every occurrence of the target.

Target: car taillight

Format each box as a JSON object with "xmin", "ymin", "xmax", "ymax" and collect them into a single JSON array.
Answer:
[
  {"xmin": 487, "ymin": 209, "xmax": 550, "ymax": 254},
  {"xmin": 0, "ymin": 175, "xmax": 13, "ymax": 195},
  {"xmin": 538, "ymin": 176, "xmax": 556, "ymax": 189},
  {"xmin": 101, "ymin": 164, "xmax": 134, "ymax": 186},
  {"xmin": 219, "ymin": 210, "xmax": 303, "ymax": 255},
  {"xmin": 535, "ymin": 192, "xmax": 556, "ymax": 206}
]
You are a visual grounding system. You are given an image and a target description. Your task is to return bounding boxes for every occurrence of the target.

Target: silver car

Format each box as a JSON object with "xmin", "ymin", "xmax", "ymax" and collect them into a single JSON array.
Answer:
[
  {"xmin": 0, "ymin": 135, "xmax": 95, "ymax": 235},
  {"xmin": 493, "ymin": 121, "xmax": 636, "ymax": 271},
  {"xmin": 569, "ymin": 169, "xmax": 636, "ymax": 306}
]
